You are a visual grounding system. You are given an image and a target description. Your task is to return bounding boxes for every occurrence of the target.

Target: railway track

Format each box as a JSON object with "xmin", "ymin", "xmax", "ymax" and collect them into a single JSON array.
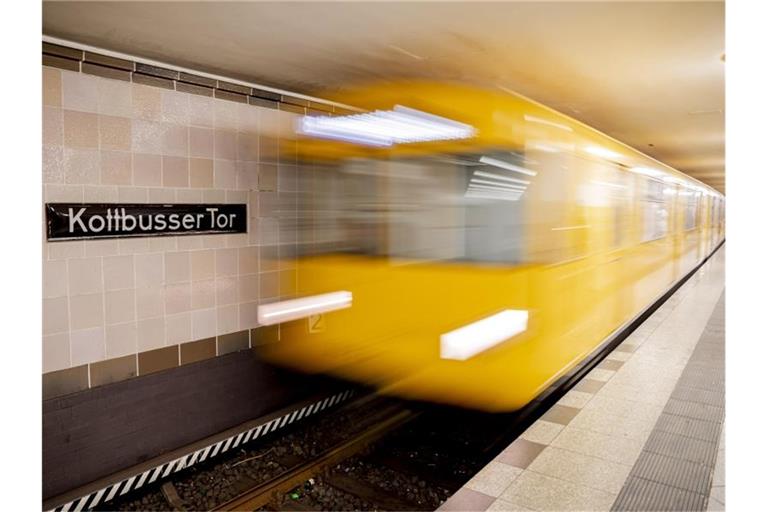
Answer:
[{"xmin": 215, "ymin": 404, "xmax": 419, "ymax": 511}]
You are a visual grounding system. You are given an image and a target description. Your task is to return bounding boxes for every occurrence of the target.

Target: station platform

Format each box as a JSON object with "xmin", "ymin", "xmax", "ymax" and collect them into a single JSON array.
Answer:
[{"xmin": 441, "ymin": 246, "xmax": 725, "ymax": 512}]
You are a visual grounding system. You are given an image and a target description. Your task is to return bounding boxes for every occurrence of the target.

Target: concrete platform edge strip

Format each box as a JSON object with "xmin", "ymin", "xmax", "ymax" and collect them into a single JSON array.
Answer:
[{"xmin": 44, "ymin": 389, "xmax": 356, "ymax": 512}]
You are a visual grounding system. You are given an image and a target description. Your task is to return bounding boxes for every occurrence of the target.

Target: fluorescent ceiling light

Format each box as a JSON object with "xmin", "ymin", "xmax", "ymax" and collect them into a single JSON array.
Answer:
[
  {"xmin": 479, "ymin": 156, "xmax": 537, "ymax": 176},
  {"xmin": 440, "ymin": 309, "xmax": 528, "ymax": 360},
  {"xmin": 257, "ymin": 291, "xmax": 352, "ymax": 326},
  {"xmin": 297, "ymin": 105, "xmax": 475, "ymax": 147},
  {"xmin": 473, "ymin": 170, "xmax": 530, "ymax": 185},
  {"xmin": 585, "ymin": 146, "xmax": 621, "ymax": 159},
  {"xmin": 524, "ymin": 114, "xmax": 573, "ymax": 132},
  {"xmin": 468, "ymin": 183, "xmax": 525, "ymax": 194}
]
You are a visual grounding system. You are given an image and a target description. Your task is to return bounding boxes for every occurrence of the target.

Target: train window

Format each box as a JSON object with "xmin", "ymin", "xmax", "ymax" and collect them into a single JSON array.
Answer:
[{"xmin": 640, "ymin": 176, "xmax": 668, "ymax": 242}]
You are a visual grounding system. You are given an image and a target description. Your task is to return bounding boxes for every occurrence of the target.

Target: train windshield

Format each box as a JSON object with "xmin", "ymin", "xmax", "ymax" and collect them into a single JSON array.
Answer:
[{"xmin": 296, "ymin": 151, "xmax": 531, "ymax": 265}]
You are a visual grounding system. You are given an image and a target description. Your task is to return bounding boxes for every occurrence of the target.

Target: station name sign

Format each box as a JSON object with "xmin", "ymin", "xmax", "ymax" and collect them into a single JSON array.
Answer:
[{"xmin": 46, "ymin": 203, "xmax": 247, "ymax": 241}]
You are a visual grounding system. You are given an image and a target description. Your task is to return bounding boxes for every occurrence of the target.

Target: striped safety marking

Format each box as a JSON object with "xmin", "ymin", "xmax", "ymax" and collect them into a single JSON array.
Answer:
[{"xmin": 47, "ymin": 390, "xmax": 354, "ymax": 512}]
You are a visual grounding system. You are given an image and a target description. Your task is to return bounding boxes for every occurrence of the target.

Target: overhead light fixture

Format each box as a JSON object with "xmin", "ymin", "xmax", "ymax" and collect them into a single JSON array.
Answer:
[
  {"xmin": 257, "ymin": 291, "xmax": 352, "ymax": 326},
  {"xmin": 440, "ymin": 309, "xmax": 528, "ymax": 360},
  {"xmin": 297, "ymin": 105, "xmax": 476, "ymax": 147},
  {"xmin": 479, "ymin": 156, "xmax": 537, "ymax": 176},
  {"xmin": 473, "ymin": 170, "xmax": 530, "ymax": 185},
  {"xmin": 585, "ymin": 146, "xmax": 621, "ymax": 160}
]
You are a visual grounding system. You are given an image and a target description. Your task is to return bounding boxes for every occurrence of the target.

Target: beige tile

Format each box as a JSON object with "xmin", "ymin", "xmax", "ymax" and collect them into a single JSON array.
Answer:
[
  {"xmin": 43, "ymin": 260, "xmax": 68, "ymax": 298},
  {"xmin": 163, "ymin": 124, "xmax": 188, "ymax": 156},
  {"xmin": 162, "ymin": 156, "xmax": 189, "ymax": 187},
  {"xmin": 234, "ymin": 273, "xmax": 258, "ymax": 302},
  {"xmin": 190, "ymin": 249, "xmax": 215, "ymax": 280},
  {"xmin": 520, "ymin": 420, "xmax": 564, "ymax": 445},
  {"xmin": 63, "ymin": 110, "xmax": 99, "ymax": 148},
  {"xmin": 70, "ymin": 327, "xmax": 106, "ymax": 366},
  {"xmin": 259, "ymin": 271, "xmax": 279, "ymax": 299},
  {"xmin": 97, "ymin": 77, "xmax": 132, "ymax": 117},
  {"xmin": 176, "ymin": 188, "xmax": 203, "ymax": 203},
  {"xmin": 238, "ymin": 246, "xmax": 260, "ymax": 274},
  {"xmin": 84, "ymin": 239, "xmax": 119, "ymax": 257},
  {"xmin": 131, "ymin": 119, "xmax": 164, "ymax": 154},
  {"xmin": 68, "ymin": 257, "xmax": 103, "ymax": 295},
  {"xmin": 237, "ymin": 132, "xmax": 259, "ymax": 161},
  {"xmin": 100, "ymin": 150, "xmax": 132, "ymax": 185},
  {"xmin": 189, "ymin": 94, "xmax": 214, "ymax": 127},
  {"xmin": 133, "ymin": 153, "xmax": 162, "ymax": 186},
  {"xmin": 216, "ymin": 248, "xmax": 238, "ymax": 276},
  {"xmin": 161, "ymin": 90, "xmax": 189, "ymax": 125},
  {"xmin": 214, "ymin": 159, "xmax": 237, "ymax": 188},
  {"xmin": 62, "ymin": 71, "xmax": 98, "ymax": 112},
  {"xmin": 466, "ymin": 461, "xmax": 523, "ymax": 498},
  {"xmin": 135, "ymin": 253, "xmax": 164, "ymax": 287},
  {"xmin": 132, "ymin": 83, "xmax": 162, "ymax": 120},
  {"xmin": 165, "ymin": 251, "xmax": 191, "ymax": 284},
  {"xmin": 551, "ymin": 426, "xmax": 645, "ymax": 465},
  {"xmin": 216, "ymin": 277, "xmax": 238, "ymax": 305},
  {"xmin": 83, "ymin": 185, "xmax": 118, "ymax": 203},
  {"xmin": 70, "ymin": 293, "xmax": 104, "ymax": 330},
  {"xmin": 217, "ymin": 306, "xmax": 240, "ymax": 336},
  {"xmin": 557, "ymin": 390, "xmax": 593, "ymax": 409},
  {"xmin": 528, "ymin": 446, "xmax": 632, "ymax": 494},
  {"xmin": 105, "ymin": 321, "xmax": 138, "ymax": 358},
  {"xmin": 192, "ymin": 308, "xmax": 217, "ymax": 339},
  {"xmin": 239, "ymin": 301, "xmax": 259, "ymax": 330},
  {"xmin": 214, "ymin": 99, "xmax": 239, "ymax": 129},
  {"xmin": 43, "ymin": 66, "xmax": 62, "ymax": 107},
  {"xmin": 43, "ymin": 106, "xmax": 62, "ymax": 145},
  {"xmin": 486, "ymin": 497, "xmax": 534, "ymax": 511},
  {"xmin": 102, "ymin": 255, "xmax": 134, "ymax": 291},
  {"xmin": 166, "ymin": 312, "xmax": 192, "ymax": 345},
  {"xmin": 499, "ymin": 470, "xmax": 616, "ymax": 512},
  {"xmin": 214, "ymin": 129, "xmax": 237, "ymax": 159},
  {"xmin": 165, "ymin": 283, "xmax": 191, "ymax": 314},
  {"xmin": 105, "ymin": 289, "xmax": 136, "ymax": 325},
  {"xmin": 191, "ymin": 279, "xmax": 216, "ymax": 309},
  {"xmin": 583, "ymin": 394, "xmax": 663, "ymax": 421},
  {"xmin": 137, "ymin": 317, "xmax": 165, "ymax": 352},
  {"xmin": 587, "ymin": 368, "xmax": 616, "ymax": 382},
  {"xmin": 89, "ymin": 354, "xmax": 137, "ymax": 387},
  {"xmin": 190, "ymin": 158, "xmax": 214, "ymax": 188},
  {"xmin": 43, "ymin": 145, "xmax": 65, "ymax": 184},
  {"xmin": 567, "ymin": 407, "xmax": 658, "ymax": 440},
  {"xmin": 149, "ymin": 187, "xmax": 176, "ymax": 202},
  {"xmin": 63, "ymin": 148, "xmax": 99, "ymax": 184},
  {"xmin": 190, "ymin": 127, "xmax": 214, "ymax": 157},
  {"xmin": 43, "ymin": 332, "xmax": 71, "ymax": 373},
  {"xmin": 47, "ymin": 240, "xmax": 84, "ymax": 260},
  {"xmin": 99, "ymin": 115, "xmax": 131, "ymax": 151},
  {"xmin": 136, "ymin": 286, "xmax": 164, "ymax": 320},
  {"xmin": 117, "ymin": 185, "xmax": 149, "ymax": 203},
  {"xmin": 43, "ymin": 297, "xmax": 70, "ymax": 338},
  {"xmin": 152, "ymin": 236, "xmax": 179, "ymax": 252}
]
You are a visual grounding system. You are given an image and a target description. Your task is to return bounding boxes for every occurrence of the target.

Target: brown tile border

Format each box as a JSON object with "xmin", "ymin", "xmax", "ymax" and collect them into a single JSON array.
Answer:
[
  {"xmin": 539, "ymin": 404, "xmax": 580, "ymax": 426},
  {"xmin": 41, "ymin": 40, "xmax": 355, "ymax": 115},
  {"xmin": 496, "ymin": 439, "xmax": 547, "ymax": 469},
  {"xmin": 599, "ymin": 359, "xmax": 625, "ymax": 372},
  {"xmin": 42, "ymin": 329, "xmax": 256, "ymax": 400},
  {"xmin": 573, "ymin": 377, "xmax": 606, "ymax": 394},
  {"xmin": 439, "ymin": 488, "xmax": 495, "ymax": 511}
]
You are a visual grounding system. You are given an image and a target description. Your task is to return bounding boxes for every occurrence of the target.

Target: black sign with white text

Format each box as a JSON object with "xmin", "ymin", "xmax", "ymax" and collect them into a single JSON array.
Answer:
[{"xmin": 46, "ymin": 203, "xmax": 247, "ymax": 241}]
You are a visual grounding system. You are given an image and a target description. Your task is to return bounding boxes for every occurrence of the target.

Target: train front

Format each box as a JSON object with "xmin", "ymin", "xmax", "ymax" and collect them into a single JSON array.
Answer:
[{"xmin": 254, "ymin": 82, "xmax": 676, "ymax": 412}]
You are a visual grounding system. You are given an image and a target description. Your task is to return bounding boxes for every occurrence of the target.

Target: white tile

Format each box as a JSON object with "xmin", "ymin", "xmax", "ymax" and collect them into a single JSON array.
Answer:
[
  {"xmin": 465, "ymin": 461, "xmax": 523, "ymax": 498},
  {"xmin": 520, "ymin": 421, "xmax": 564, "ymax": 445},
  {"xmin": 550, "ymin": 426, "xmax": 645, "ymax": 466},
  {"xmin": 70, "ymin": 327, "xmax": 106, "ymax": 366},
  {"xmin": 499, "ymin": 470, "xmax": 616, "ymax": 511}
]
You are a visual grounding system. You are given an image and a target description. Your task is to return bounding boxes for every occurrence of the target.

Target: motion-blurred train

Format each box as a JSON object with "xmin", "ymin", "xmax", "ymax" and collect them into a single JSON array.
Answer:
[{"xmin": 256, "ymin": 82, "xmax": 725, "ymax": 412}]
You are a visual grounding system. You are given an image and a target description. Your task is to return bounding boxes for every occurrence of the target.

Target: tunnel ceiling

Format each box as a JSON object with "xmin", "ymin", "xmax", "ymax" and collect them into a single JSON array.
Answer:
[{"xmin": 43, "ymin": 1, "xmax": 725, "ymax": 193}]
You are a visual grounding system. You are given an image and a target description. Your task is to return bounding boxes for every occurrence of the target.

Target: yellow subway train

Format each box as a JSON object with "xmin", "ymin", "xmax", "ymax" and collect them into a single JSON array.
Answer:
[{"xmin": 257, "ymin": 82, "xmax": 725, "ymax": 412}]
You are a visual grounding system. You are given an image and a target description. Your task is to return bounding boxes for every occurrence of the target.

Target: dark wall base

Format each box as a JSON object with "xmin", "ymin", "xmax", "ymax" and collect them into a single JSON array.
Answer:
[{"xmin": 42, "ymin": 349, "xmax": 345, "ymax": 499}]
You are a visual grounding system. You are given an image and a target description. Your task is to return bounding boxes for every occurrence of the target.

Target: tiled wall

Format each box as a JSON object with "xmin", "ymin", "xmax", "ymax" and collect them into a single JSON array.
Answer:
[{"xmin": 42, "ymin": 45, "xmax": 332, "ymax": 396}]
